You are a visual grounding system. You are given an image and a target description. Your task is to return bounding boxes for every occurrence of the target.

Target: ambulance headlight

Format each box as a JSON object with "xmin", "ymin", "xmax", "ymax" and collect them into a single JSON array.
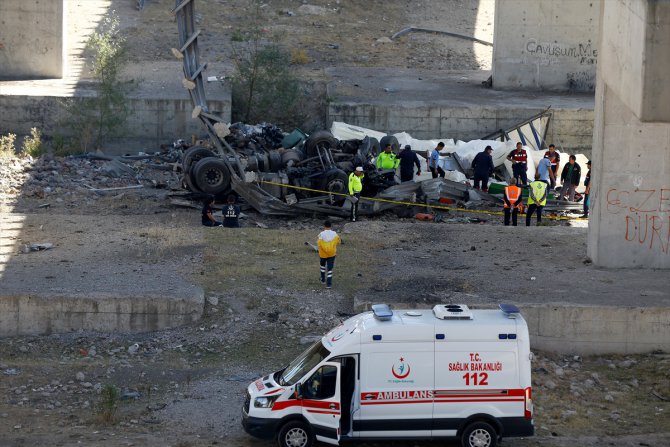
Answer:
[{"xmin": 254, "ymin": 395, "xmax": 279, "ymax": 408}]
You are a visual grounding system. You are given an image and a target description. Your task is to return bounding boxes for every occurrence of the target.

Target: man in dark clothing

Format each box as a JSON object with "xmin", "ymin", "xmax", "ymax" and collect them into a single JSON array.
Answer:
[
  {"xmin": 582, "ymin": 160, "xmax": 591, "ymax": 218},
  {"xmin": 471, "ymin": 145, "xmax": 494, "ymax": 191},
  {"xmin": 559, "ymin": 155, "xmax": 582, "ymax": 201},
  {"xmin": 397, "ymin": 145, "xmax": 421, "ymax": 182},
  {"xmin": 202, "ymin": 197, "xmax": 222, "ymax": 226},
  {"xmin": 222, "ymin": 194, "xmax": 241, "ymax": 228},
  {"xmin": 507, "ymin": 142, "xmax": 528, "ymax": 186}
]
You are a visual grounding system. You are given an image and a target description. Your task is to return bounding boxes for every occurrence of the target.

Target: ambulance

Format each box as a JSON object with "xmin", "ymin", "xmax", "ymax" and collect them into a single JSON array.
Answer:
[{"xmin": 242, "ymin": 304, "xmax": 534, "ymax": 447}]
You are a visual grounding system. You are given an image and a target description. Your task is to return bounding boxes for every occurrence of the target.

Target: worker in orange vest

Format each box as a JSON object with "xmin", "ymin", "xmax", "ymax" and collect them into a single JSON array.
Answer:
[{"xmin": 503, "ymin": 178, "xmax": 523, "ymax": 226}]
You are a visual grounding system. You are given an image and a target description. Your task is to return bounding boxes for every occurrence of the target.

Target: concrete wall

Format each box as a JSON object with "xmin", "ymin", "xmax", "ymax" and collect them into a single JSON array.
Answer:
[
  {"xmin": 588, "ymin": 0, "xmax": 670, "ymax": 268},
  {"xmin": 0, "ymin": 95, "xmax": 231, "ymax": 153},
  {"xmin": 354, "ymin": 300, "xmax": 670, "ymax": 355},
  {"xmin": 0, "ymin": 292, "xmax": 204, "ymax": 336},
  {"xmin": 328, "ymin": 102, "xmax": 594, "ymax": 154},
  {"xmin": 492, "ymin": 0, "xmax": 600, "ymax": 92},
  {"xmin": 0, "ymin": 0, "xmax": 64, "ymax": 80}
]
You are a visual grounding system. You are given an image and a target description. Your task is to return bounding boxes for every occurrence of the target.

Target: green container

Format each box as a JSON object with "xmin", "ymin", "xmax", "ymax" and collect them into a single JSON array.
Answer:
[{"xmin": 281, "ymin": 128, "xmax": 307, "ymax": 149}]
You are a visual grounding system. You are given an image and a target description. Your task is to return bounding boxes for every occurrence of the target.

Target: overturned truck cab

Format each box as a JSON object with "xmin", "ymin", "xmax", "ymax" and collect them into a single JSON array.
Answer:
[{"xmin": 242, "ymin": 304, "xmax": 534, "ymax": 447}]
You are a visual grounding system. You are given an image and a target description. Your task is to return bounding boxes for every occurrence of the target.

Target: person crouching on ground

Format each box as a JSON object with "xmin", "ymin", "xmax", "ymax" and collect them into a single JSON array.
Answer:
[
  {"xmin": 526, "ymin": 172, "xmax": 548, "ymax": 226},
  {"xmin": 317, "ymin": 220, "xmax": 341, "ymax": 289},
  {"xmin": 202, "ymin": 196, "xmax": 222, "ymax": 227},
  {"xmin": 222, "ymin": 194, "xmax": 241, "ymax": 228}
]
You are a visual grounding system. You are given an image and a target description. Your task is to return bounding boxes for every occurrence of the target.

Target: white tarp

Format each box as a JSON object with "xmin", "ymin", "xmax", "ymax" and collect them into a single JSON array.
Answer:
[{"xmin": 329, "ymin": 121, "xmax": 586, "ymax": 189}]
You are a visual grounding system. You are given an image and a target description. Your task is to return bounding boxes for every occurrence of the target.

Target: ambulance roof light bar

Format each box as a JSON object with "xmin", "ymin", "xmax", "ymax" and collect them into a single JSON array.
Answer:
[
  {"xmin": 433, "ymin": 304, "xmax": 474, "ymax": 320},
  {"xmin": 371, "ymin": 304, "xmax": 393, "ymax": 321},
  {"xmin": 499, "ymin": 303, "xmax": 521, "ymax": 318}
]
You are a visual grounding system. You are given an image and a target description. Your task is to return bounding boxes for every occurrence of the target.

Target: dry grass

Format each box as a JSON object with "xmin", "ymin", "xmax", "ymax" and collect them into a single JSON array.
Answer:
[
  {"xmin": 202, "ymin": 228, "xmax": 388, "ymax": 298},
  {"xmin": 128, "ymin": 224, "xmax": 204, "ymax": 260},
  {"xmin": 290, "ymin": 48, "xmax": 310, "ymax": 65}
]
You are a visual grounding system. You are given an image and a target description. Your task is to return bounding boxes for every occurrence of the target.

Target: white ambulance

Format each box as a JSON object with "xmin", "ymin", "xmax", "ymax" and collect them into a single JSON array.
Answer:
[{"xmin": 242, "ymin": 304, "xmax": 534, "ymax": 447}]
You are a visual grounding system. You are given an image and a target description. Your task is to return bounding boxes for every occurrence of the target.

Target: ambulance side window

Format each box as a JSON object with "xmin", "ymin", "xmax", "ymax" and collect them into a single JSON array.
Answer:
[{"xmin": 302, "ymin": 365, "xmax": 337, "ymax": 400}]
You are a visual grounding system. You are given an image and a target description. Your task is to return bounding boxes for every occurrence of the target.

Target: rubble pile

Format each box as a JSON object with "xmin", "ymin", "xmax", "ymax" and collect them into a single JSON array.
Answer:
[{"xmin": 0, "ymin": 151, "xmax": 184, "ymax": 211}]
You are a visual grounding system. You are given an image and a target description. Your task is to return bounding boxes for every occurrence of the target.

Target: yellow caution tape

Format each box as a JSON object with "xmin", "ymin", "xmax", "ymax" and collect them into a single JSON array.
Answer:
[{"xmin": 255, "ymin": 180, "xmax": 585, "ymax": 222}]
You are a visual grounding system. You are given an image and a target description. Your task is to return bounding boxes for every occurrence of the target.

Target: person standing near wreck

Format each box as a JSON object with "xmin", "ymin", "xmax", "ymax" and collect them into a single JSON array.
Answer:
[
  {"xmin": 201, "ymin": 196, "xmax": 222, "ymax": 227},
  {"xmin": 503, "ymin": 178, "xmax": 522, "ymax": 226},
  {"xmin": 348, "ymin": 166, "xmax": 364, "ymax": 222},
  {"xmin": 429, "ymin": 142, "xmax": 446, "ymax": 178},
  {"xmin": 222, "ymin": 194, "xmax": 241, "ymax": 228},
  {"xmin": 377, "ymin": 143, "xmax": 399, "ymax": 181},
  {"xmin": 559, "ymin": 155, "xmax": 581, "ymax": 201},
  {"xmin": 526, "ymin": 172, "xmax": 548, "ymax": 226},
  {"xmin": 544, "ymin": 144, "xmax": 560, "ymax": 188},
  {"xmin": 398, "ymin": 144, "xmax": 421, "ymax": 182},
  {"xmin": 317, "ymin": 220, "xmax": 341, "ymax": 289},
  {"xmin": 471, "ymin": 145, "xmax": 494, "ymax": 191},
  {"xmin": 507, "ymin": 142, "xmax": 528, "ymax": 186}
]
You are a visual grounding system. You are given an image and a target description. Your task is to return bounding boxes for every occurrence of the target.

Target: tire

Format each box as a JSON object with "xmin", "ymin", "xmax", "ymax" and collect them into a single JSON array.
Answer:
[
  {"xmin": 268, "ymin": 150, "xmax": 283, "ymax": 172},
  {"xmin": 380, "ymin": 135, "xmax": 399, "ymax": 154},
  {"xmin": 461, "ymin": 421, "xmax": 497, "ymax": 447},
  {"xmin": 182, "ymin": 146, "xmax": 215, "ymax": 172},
  {"xmin": 304, "ymin": 130, "xmax": 338, "ymax": 157},
  {"xmin": 282, "ymin": 149, "xmax": 303, "ymax": 167},
  {"xmin": 193, "ymin": 157, "xmax": 232, "ymax": 195},
  {"xmin": 368, "ymin": 137, "xmax": 381, "ymax": 157},
  {"xmin": 321, "ymin": 169, "xmax": 349, "ymax": 196},
  {"xmin": 277, "ymin": 421, "xmax": 313, "ymax": 447}
]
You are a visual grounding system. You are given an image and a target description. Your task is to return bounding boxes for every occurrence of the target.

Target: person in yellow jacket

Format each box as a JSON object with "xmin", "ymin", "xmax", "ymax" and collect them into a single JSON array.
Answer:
[
  {"xmin": 526, "ymin": 172, "xmax": 548, "ymax": 226},
  {"xmin": 317, "ymin": 220, "xmax": 341, "ymax": 289},
  {"xmin": 376, "ymin": 144, "xmax": 399, "ymax": 182},
  {"xmin": 348, "ymin": 166, "xmax": 364, "ymax": 222}
]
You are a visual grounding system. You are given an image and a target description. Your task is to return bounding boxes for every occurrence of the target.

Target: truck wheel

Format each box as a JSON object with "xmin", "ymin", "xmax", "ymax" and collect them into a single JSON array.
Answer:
[
  {"xmin": 379, "ymin": 135, "xmax": 399, "ymax": 153},
  {"xmin": 182, "ymin": 146, "xmax": 215, "ymax": 172},
  {"xmin": 461, "ymin": 421, "xmax": 497, "ymax": 447},
  {"xmin": 193, "ymin": 157, "xmax": 232, "ymax": 195},
  {"xmin": 304, "ymin": 130, "xmax": 338, "ymax": 157},
  {"xmin": 277, "ymin": 421, "xmax": 313, "ymax": 447}
]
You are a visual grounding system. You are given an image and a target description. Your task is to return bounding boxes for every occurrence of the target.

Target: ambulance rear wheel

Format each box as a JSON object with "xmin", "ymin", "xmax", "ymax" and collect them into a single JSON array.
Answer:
[
  {"xmin": 461, "ymin": 421, "xmax": 497, "ymax": 447},
  {"xmin": 278, "ymin": 421, "xmax": 313, "ymax": 447}
]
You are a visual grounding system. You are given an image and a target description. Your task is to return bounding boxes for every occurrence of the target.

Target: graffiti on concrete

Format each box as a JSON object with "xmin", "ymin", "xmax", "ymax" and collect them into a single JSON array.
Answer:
[
  {"xmin": 524, "ymin": 39, "xmax": 598, "ymax": 66},
  {"xmin": 566, "ymin": 71, "xmax": 596, "ymax": 91},
  {"xmin": 606, "ymin": 187, "xmax": 670, "ymax": 255}
]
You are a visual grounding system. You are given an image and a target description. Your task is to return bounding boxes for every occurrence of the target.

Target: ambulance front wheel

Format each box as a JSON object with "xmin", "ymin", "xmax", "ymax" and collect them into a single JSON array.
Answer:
[
  {"xmin": 461, "ymin": 421, "xmax": 498, "ymax": 447},
  {"xmin": 277, "ymin": 420, "xmax": 314, "ymax": 447}
]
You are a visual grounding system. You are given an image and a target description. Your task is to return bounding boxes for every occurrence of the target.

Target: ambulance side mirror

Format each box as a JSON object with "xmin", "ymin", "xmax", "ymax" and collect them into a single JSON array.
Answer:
[{"xmin": 294, "ymin": 383, "xmax": 302, "ymax": 399}]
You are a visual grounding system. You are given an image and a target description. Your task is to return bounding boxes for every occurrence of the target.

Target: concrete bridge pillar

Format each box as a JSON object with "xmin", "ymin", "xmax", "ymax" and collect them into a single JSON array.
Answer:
[
  {"xmin": 587, "ymin": 0, "xmax": 670, "ymax": 268},
  {"xmin": 0, "ymin": 0, "xmax": 64, "ymax": 80}
]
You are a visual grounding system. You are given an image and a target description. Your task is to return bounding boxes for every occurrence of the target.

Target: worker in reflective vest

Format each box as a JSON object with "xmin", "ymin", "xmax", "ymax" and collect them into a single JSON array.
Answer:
[
  {"xmin": 376, "ymin": 144, "xmax": 399, "ymax": 182},
  {"xmin": 503, "ymin": 179, "xmax": 523, "ymax": 226},
  {"xmin": 348, "ymin": 167, "xmax": 364, "ymax": 222},
  {"xmin": 526, "ymin": 172, "xmax": 548, "ymax": 226}
]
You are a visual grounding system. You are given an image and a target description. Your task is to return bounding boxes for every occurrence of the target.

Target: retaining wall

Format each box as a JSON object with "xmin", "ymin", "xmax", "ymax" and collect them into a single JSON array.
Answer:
[
  {"xmin": 328, "ymin": 103, "xmax": 594, "ymax": 154},
  {"xmin": 353, "ymin": 300, "xmax": 669, "ymax": 355},
  {"xmin": 0, "ymin": 292, "xmax": 204, "ymax": 336}
]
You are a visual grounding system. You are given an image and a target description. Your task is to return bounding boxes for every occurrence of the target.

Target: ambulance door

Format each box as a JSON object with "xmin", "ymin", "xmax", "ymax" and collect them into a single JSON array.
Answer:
[
  {"xmin": 300, "ymin": 362, "xmax": 341, "ymax": 445},
  {"xmin": 358, "ymin": 343, "xmax": 434, "ymax": 438}
]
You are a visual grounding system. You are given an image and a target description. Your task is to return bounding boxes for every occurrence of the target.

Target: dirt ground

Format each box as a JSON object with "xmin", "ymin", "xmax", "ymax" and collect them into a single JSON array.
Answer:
[{"xmin": 1, "ymin": 194, "xmax": 669, "ymax": 446}]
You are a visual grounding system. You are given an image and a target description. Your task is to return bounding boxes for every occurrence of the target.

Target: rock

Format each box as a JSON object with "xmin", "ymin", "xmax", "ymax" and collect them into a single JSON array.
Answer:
[
  {"xmin": 3, "ymin": 368, "xmax": 19, "ymax": 376},
  {"xmin": 605, "ymin": 393, "xmax": 614, "ymax": 401},
  {"xmin": 554, "ymin": 367, "xmax": 564, "ymax": 377},
  {"xmin": 376, "ymin": 36, "xmax": 392, "ymax": 43},
  {"xmin": 127, "ymin": 343, "xmax": 140, "ymax": 354},
  {"xmin": 544, "ymin": 380, "xmax": 557, "ymax": 390},
  {"xmin": 298, "ymin": 4, "xmax": 329, "ymax": 15},
  {"xmin": 207, "ymin": 296, "xmax": 219, "ymax": 306},
  {"xmin": 82, "ymin": 382, "xmax": 93, "ymax": 388},
  {"xmin": 561, "ymin": 409, "xmax": 577, "ymax": 418},
  {"xmin": 75, "ymin": 372, "xmax": 85, "ymax": 382},
  {"xmin": 19, "ymin": 346, "xmax": 29, "ymax": 353},
  {"xmin": 300, "ymin": 335, "xmax": 322, "ymax": 345}
]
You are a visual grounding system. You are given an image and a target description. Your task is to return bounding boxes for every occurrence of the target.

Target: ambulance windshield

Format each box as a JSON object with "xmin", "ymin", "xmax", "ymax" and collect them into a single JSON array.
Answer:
[{"xmin": 278, "ymin": 341, "xmax": 330, "ymax": 386}]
